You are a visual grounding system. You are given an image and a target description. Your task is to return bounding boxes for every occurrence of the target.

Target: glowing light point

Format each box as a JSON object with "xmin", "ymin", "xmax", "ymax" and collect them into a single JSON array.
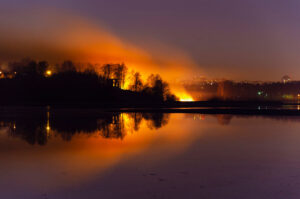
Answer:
[{"xmin": 46, "ymin": 70, "xmax": 52, "ymax": 76}]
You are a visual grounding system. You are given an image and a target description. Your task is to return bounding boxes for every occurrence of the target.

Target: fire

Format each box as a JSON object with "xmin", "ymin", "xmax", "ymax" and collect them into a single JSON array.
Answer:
[
  {"xmin": 170, "ymin": 85, "xmax": 194, "ymax": 102},
  {"xmin": 178, "ymin": 93, "xmax": 194, "ymax": 102},
  {"xmin": 0, "ymin": 9, "xmax": 202, "ymax": 96}
]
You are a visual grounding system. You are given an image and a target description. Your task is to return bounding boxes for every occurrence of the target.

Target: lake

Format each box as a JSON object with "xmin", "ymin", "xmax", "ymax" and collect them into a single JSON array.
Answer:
[{"xmin": 1, "ymin": 108, "xmax": 300, "ymax": 199}]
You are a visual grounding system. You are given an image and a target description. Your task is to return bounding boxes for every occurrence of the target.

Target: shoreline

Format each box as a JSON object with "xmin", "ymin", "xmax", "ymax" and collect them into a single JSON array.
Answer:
[{"xmin": 0, "ymin": 101, "xmax": 299, "ymax": 116}]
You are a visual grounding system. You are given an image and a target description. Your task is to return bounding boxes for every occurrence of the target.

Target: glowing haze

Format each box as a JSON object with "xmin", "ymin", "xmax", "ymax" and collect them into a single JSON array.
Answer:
[
  {"xmin": 1, "ymin": 0, "xmax": 300, "ymax": 82},
  {"xmin": 0, "ymin": 8, "xmax": 198, "ymax": 100},
  {"xmin": 2, "ymin": 0, "xmax": 299, "ymax": 100}
]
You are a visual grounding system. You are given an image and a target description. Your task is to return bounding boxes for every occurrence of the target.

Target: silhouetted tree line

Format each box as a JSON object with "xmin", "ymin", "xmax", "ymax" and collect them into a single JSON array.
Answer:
[
  {"xmin": 0, "ymin": 110, "xmax": 170, "ymax": 145},
  {"xmin": 184, "ymin": 80, "xmax": 300, "ymax": 101},
  {"xmin": 0, "ymin": 58, "xmax": 177, "ymax": 105}
]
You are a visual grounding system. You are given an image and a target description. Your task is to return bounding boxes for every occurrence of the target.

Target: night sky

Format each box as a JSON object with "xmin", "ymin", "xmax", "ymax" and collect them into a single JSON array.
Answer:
[{"xmin": 1, "ymin": 0, "xmax": 300, "ymax": 81}]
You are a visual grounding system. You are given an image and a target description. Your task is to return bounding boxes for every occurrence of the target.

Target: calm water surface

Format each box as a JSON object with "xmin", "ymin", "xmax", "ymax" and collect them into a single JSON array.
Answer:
[{"xmin": 1, "ymin": 109, "xmax": 300, "ymax": 199}]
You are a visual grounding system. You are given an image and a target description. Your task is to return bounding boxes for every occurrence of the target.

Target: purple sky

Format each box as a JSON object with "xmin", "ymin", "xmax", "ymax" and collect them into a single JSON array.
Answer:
[{"xmin": 2, "ymin": 0, "xmax": 300, "ymax": 80}]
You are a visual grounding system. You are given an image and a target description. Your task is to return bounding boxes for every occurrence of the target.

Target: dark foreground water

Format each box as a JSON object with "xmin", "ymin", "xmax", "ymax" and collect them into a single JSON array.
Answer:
[{"xmin": 1, "ymin": 109, "xmax": 300, "ymax": 199}]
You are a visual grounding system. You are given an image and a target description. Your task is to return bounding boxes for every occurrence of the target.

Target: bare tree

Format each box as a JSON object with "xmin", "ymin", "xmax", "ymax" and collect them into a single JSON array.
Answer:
[
  {"xmin": 37, "ymin": 61, "xmax": 49, "ymax": 75},
  {"xmin": 129, "ymin": 72, "xmax": 143, "ymax": 92},
  {"xmin": 60, "ymin": 60, "xmax": 76, "ymax": 72},
  {"xmin": 102, "ymin": 64, "xmax": 112, "ymax": 79},
  {"xmin": 113, "ymin": 63, "xmax": 127, "ymax": 88}
]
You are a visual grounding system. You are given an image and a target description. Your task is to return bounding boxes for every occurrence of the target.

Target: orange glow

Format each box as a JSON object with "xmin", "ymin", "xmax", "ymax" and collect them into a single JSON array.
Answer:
[
  {"xmin": 179, "ymin": 94, "xmax": 194, "ymax": 102},
  {"xmin": 46, "ymin": 70, "xmax": 52, "ymax": 76},
  {"xmin": 0, "ymin": 10, "xmax": 202, "ymax": 97},
  {"xmin": 0, "ymin": 113, "xmax": 207, "ymax": 193},
  {"xmin": 171, "ymin": 85, "xmax": 194, "ymax": 101}
]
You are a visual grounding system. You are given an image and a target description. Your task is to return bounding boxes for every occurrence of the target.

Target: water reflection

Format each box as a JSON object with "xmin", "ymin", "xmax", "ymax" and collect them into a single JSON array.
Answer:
[
  {"xmin": 0, "ymin": 111, "xmax": 170, "ymax": 145},
  {"xmin": 2, "ymin": 110, "xmax": 300, "ymax": 199},
  {"xmin": 190, "ymin": 114, "xmax": 300, "ymax": 125},
  {"xmin": 2, "ymin": 110, "xmax": 300, "ymax": 146}
]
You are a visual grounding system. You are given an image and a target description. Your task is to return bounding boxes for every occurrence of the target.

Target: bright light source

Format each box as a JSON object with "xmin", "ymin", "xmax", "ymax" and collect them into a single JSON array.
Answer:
[
  {"xmin": 179, "ymin": 94, "xmax": 194, "ymax": 102},
  {"xmin": 176, "ymin": 91, "xmax": 194, "ymax": 102},
  {"xmin": 46, "ymin": 70, "xmax": 52, "ymax": 76},
  {"xmin": 180, "ymin": 97, "xmax": 194, "ymax": 102}
]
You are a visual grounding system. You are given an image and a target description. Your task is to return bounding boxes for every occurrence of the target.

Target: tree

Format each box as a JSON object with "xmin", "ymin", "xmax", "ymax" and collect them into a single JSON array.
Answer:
[
  {"xmin": 9, "ymin": 58, "xmax": 37, "ymax": 76},
  {"xmin": 129, "ymin": 72, "xmax": 143, "ymax": 92},
  {"xmin": 102, "ymin": 63, "xmax": 128, "ymax": 88},
  {"xmin": 37, "ymin": 61, "xmax": 49, "ymax": 75},
  {"xmin": 114, "ymin": 63, "xmax": 127, "ymax": 88},
  {"xmin": 60, "ymin": 60, "xmax": 76, "ymax": 72},
  {"xmin": 102, "ymin": 64, "xmax": 112, "ymax": 79},
  {"xmin": 146, "ymin": 74, "xmax": 169, "ymax": 101}
]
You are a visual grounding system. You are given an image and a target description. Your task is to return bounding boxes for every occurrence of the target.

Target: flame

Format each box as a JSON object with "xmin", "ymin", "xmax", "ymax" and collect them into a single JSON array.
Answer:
[
  {"xmin": 170, "ymin": 84, "xmax": 194, "ymax": 101},
  {"xmin": 179, "ymin": 93, "xmax": 194, "ymax": 102}
]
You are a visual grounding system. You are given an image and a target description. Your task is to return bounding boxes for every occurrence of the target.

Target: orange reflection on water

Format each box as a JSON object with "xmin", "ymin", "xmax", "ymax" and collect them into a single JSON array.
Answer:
[
  {"xmin": 0, "ymin": 113, "xmax": 200, "ymax": 192},
  {"xmin": 3, "ymin": 112, "xmax": 300, "ymax": 199}
]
